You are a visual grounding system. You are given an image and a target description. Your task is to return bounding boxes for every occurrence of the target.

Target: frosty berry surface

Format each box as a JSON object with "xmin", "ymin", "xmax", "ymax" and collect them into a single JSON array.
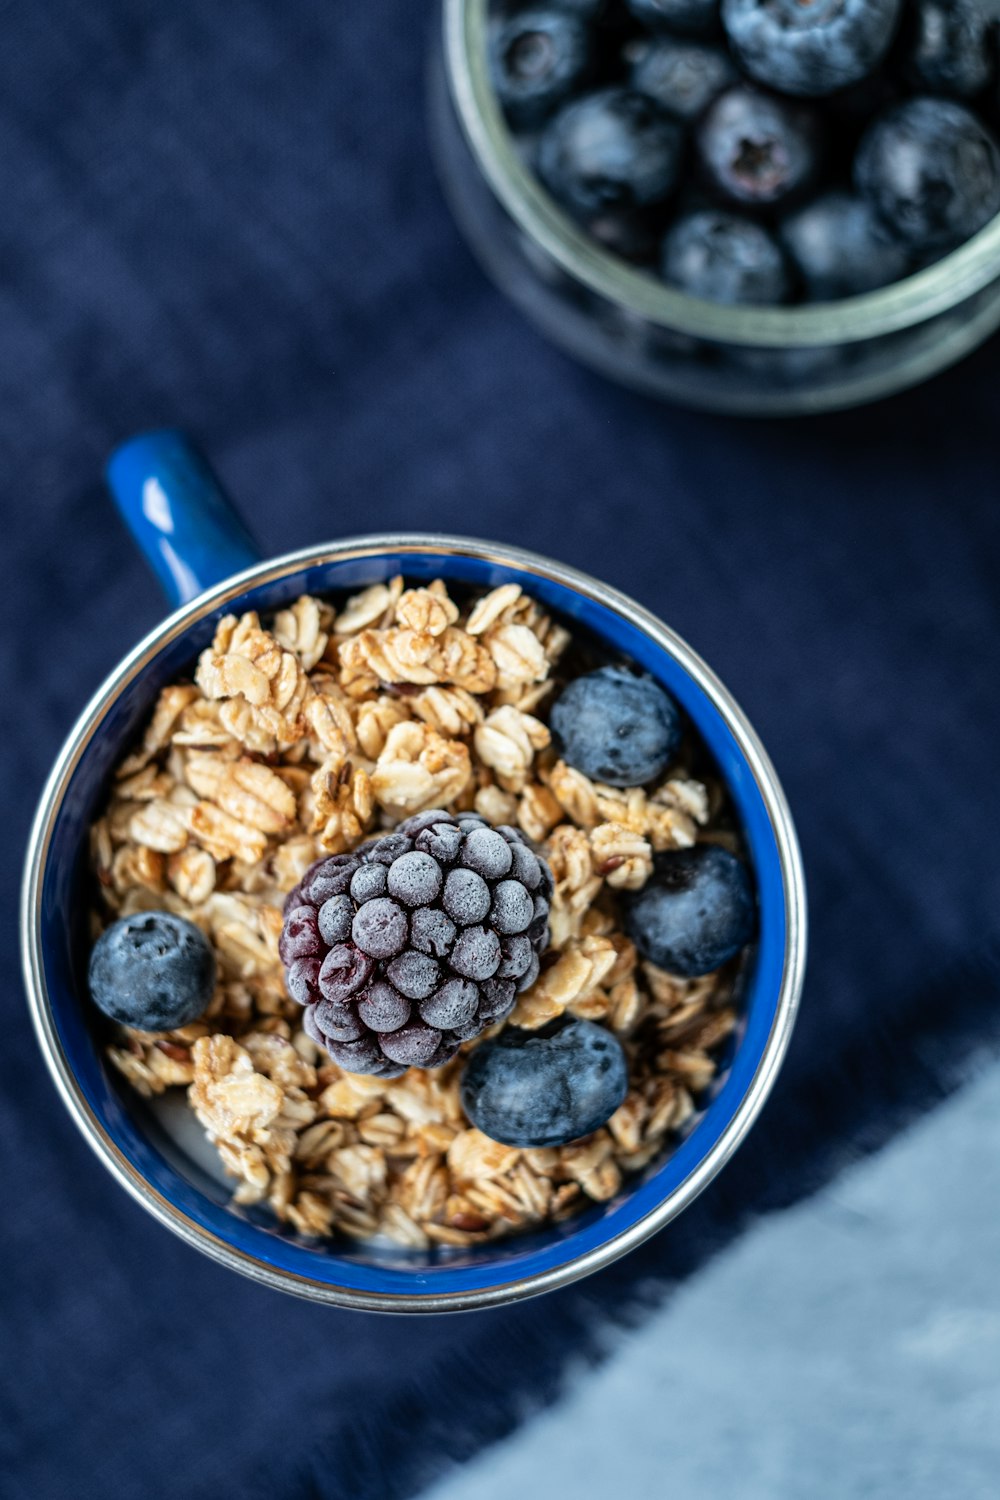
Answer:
[{"xmin": 279, "ymin": 810, "xmax": 554, "ymax": 1078}]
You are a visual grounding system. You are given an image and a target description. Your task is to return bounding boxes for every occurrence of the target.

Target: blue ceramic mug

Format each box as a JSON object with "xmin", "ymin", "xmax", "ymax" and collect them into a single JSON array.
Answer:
[{"xmin": 21, "ymin": 431, "xmax": 806, "ymax": 1311}]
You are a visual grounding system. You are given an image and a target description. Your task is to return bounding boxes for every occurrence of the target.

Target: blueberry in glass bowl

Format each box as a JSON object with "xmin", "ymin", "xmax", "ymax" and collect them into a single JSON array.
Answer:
[
  {"xmin": 432, "ymin": 0, "xmax": 1000, "ymax": 413},
  {"xmin": 627, "ymin": 37, "xmax": 738, "ymax": 123},
  {"xmin": 489, "ymin": 5, "xmax": 594, "ymax": 128},
  {"xmin": 663, "ymin": 209, "xmax": 791, "ymax": 305},
  {"xmin": 722, "ymin": 0, "xmax": 904, "ymax": 99},
  {"xmin": 537, "ymin": 86, "xmax": 685, "ymax": 218},
  {"xmin": 854, "ymin": 97, "xmax": 1000, "ymax": 257},
  {"xmin": 696, "ymin": 85, "xmax": 823, "ymax": 209},
  {"xmin": 625, "ymin": 0, "xmax": 721, "ymax": 36},
  {"xmin": 901, "ymin": 0, "xmax": 995, "ymax": 100}
]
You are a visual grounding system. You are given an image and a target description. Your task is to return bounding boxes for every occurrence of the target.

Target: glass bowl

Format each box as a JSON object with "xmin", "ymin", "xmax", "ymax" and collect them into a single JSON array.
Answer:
[{"xmin": 432, "ymin": 0, "xmax": 1000, "ymax": 416}]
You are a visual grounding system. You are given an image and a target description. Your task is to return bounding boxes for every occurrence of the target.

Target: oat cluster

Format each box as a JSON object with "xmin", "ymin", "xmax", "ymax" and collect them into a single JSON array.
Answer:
[{"xmin": 92, "ymin": 576, "xmax": 739, "ymax": 1248}]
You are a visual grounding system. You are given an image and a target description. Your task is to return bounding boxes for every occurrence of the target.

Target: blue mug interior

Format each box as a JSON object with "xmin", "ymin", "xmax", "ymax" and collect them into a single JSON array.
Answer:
[{"xmin": 40, "ymin": 549, "xmax": 787, "ymax": 1300}]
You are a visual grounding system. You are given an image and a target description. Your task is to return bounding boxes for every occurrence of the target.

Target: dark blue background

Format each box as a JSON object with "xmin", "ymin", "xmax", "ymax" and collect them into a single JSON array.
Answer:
[{"xmin": 2, "ymin": 4, "xmax": 999, "ymax": 1498}]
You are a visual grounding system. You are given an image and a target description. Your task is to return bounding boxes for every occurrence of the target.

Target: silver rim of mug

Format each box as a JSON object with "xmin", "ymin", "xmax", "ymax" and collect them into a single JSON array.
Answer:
[
  {"xmin": 22, "ymin": 535, "xmax": 807, "ymax": 1312},
  {"xmin": 443, "ymin": 0, "xmax": 1000, "ymax": 349}
]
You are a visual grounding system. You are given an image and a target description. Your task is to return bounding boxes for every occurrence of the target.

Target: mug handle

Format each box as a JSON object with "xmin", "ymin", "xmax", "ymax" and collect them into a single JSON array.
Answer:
[{"xmin": 105, "ymin": 429, "xmax": 262, "ymax": 609}]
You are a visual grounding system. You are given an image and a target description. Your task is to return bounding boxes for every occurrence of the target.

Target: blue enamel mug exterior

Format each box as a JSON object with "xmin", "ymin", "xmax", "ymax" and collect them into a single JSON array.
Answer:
[{"xmin": 21, "ymin": 431, "xmax": 806, "ymax": 1312}]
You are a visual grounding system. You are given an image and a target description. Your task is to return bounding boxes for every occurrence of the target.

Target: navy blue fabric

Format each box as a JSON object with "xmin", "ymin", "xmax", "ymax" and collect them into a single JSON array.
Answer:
[{"xmin": 2, "ymin": 4, "xmax": 1000, "ymax": 1498}]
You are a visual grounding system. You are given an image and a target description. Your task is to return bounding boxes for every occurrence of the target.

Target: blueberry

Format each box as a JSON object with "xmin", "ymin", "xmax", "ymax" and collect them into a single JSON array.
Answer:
[
  {"xmin": 855, "ymin": 97, "xmax": 1000, "ymax": 252},
  {"xmin": 626, "ymin": 845, "xmax": 755, "ymax": 975},
  {"xmin": 903, "ymin": 0, "xmax": 994, "ymax": 100},
  {"xmin": 550, "ymin": 664, "xmax": 681, "ymax": 787},
  {"xmin": 537, "ymin": 87, "xmax": 684, "ymax": 220},
  {"xmin": 722, "ymin": 0, "xmax": 903, "ymax": 98},
  {"xmin": 781, "ymin": 190, "xmax": 911, "ymax": 299},
  {"xmin": 629, "ymin": 39, "xmax": 738, "ymax": 123},
  {"xmin": 88, "ymin": 911, "xmax": 216, "ymax": 1030},
  {"xmin": 460, "ymin": 1020, "xmax": 629, "ymax": 1148},
  {"xmin": 698, "ymin": 87, "xmax": 821, "ymax": 208},
  {"xmin": 623, "ymin": 0, "xmax": 720, "ymax": 35},
  {"xmin": 490, "ymin": 7, "xmax": 593, "ymax": 129},
  {"xmin": 662, "ymin": 208, "xmax": 790, "ymax": 303}
]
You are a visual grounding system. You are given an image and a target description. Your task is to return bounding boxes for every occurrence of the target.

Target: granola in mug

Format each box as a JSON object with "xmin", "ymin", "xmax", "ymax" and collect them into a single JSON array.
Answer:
[{"xmin": 91, "ymin": 577, "xmax": 743, "ymax": 1249}]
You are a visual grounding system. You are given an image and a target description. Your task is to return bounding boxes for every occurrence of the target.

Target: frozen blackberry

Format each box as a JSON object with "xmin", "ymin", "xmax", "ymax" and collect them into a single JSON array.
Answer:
[{"xmin": 280, "ymin": 811, "xmax": 553, "ymax": 1075}]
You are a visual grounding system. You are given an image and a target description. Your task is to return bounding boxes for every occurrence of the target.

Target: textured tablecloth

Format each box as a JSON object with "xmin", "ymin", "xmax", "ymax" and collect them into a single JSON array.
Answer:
[{"xmin": 2, "ymin": 4, "xmax": 999, "ymax": 1498}]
